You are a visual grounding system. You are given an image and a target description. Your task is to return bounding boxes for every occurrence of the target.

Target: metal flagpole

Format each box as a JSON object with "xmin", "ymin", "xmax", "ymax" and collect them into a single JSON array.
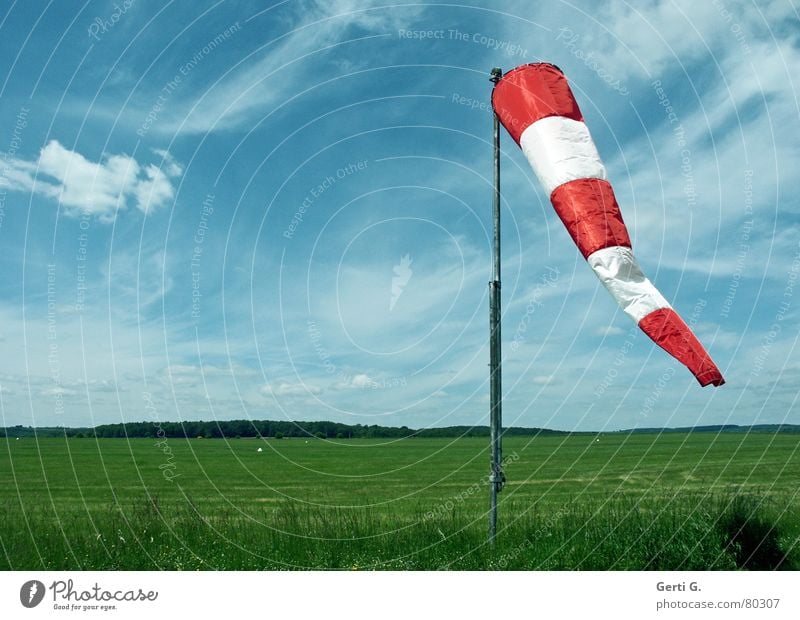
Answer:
[{"xmin": 488, "ymin": 67, "xmax": 504, "ymax": 545}]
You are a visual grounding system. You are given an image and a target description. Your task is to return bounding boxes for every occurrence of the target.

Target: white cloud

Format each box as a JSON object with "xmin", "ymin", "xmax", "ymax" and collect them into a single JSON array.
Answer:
[
  {"xmin": 350, "ymin": 373, "xmax": 373, "ymax": 388},
  {"xmin": 40, "ymin": 386, "xmax": 80, "ymax": 398},
  {"xmin": 2, "ymin": 140, "xmax": 181, "ymax": 219},
  {"xmin": 152, "ymin": 149, "xmax": 183, "ymax": 177},
  {"xmin": 594, "ymin": 325, "xmax": 627, "ymax": 337},
  {"xmin": 159, "ymin": 364, "xmax": 246, "ymax": 388},
  {"xmin": 261, "ymin": 382, "xmax": 322, "ymax": 397}
]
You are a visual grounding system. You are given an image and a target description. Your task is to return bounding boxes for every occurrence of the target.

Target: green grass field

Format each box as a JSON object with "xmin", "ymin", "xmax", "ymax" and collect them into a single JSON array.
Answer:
[{"xmin": 1, "ymin": 433, "xmax": 799, "ymax": 570}]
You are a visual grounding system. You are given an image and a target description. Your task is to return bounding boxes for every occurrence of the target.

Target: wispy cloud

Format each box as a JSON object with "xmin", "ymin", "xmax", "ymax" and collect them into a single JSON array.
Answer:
[{"xmin": 144, "ymin": 0, "xmax": 422, "ymax": 134}]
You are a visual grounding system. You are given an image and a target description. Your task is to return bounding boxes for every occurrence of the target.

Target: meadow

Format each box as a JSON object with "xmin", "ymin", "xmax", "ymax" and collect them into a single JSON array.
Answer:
[{"xmin": 1, "ymin": 432, "xmax": 798, "ymax": 570}]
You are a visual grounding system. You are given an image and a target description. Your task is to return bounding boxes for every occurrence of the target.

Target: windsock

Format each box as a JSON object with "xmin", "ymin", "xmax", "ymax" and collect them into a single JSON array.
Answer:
[{"xmin": 492, "ymin": 63, "xmax": 724, "ymax": 387}]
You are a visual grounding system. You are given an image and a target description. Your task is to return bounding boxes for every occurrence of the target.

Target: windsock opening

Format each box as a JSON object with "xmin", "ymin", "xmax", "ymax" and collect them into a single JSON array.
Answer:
[
  {"xmin": 492, "ymin": 63, "xmax": 725, "ymax": 387},
  {"xmin": 491, "ymin": 63, "xmax": 582, "ymax": 145}
]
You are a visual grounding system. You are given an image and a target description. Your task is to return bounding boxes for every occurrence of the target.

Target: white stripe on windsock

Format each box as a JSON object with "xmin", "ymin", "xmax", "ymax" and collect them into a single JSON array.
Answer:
[
  {"xmin": 587, "ymin": 246, "xmax": 671, "ymax": 322},
  {"xmin": 519, "ymin": 116, "xmax": 607, "ymax": 195}
]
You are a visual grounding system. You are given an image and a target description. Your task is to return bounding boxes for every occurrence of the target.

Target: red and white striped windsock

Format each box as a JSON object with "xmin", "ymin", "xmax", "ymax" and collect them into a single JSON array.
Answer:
[{"xmin": 492, "ymin": 63, "xmax": 724, "ymax": 387}]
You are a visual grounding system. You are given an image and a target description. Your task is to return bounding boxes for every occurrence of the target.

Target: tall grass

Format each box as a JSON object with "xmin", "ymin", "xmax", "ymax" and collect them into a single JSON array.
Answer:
[{"xmin": 1, "ymin": 493, "xmax": 796, "ymax": 570}]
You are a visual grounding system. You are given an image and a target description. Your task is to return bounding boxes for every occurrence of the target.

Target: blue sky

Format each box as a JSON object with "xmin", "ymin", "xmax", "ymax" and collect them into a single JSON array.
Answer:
[{"xmin": 0, "ymin": 0, "xmax": 798, "ymax": 431}]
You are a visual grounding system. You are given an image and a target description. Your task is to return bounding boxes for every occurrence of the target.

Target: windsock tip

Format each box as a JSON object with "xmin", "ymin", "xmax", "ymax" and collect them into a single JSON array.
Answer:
[{"xmin": 697, "ymin": 370, "xmax": 725, "ymax": 387}]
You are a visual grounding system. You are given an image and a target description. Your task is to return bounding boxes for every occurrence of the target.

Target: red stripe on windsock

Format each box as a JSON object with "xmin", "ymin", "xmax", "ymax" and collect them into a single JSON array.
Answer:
[
  {"xmin": 550, "ymin": 179, "xmax": 631, "ymax": 258},
  {"xmin": 638, "ymin": 308, "xmax": 725, "ymax": 387},
  {"xmin": 491, "ymin": 63, "xmax": 582, "ymax": 144}
]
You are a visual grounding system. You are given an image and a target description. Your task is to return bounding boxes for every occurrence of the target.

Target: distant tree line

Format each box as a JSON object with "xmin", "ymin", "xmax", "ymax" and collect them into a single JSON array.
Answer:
[
  {"xmin": 0, "ymin": 420, "xmax": 570, "ymax": 439},
  {"xmin": 4, "ymin": 422, "xmax": 797, "ymax": 440}
]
